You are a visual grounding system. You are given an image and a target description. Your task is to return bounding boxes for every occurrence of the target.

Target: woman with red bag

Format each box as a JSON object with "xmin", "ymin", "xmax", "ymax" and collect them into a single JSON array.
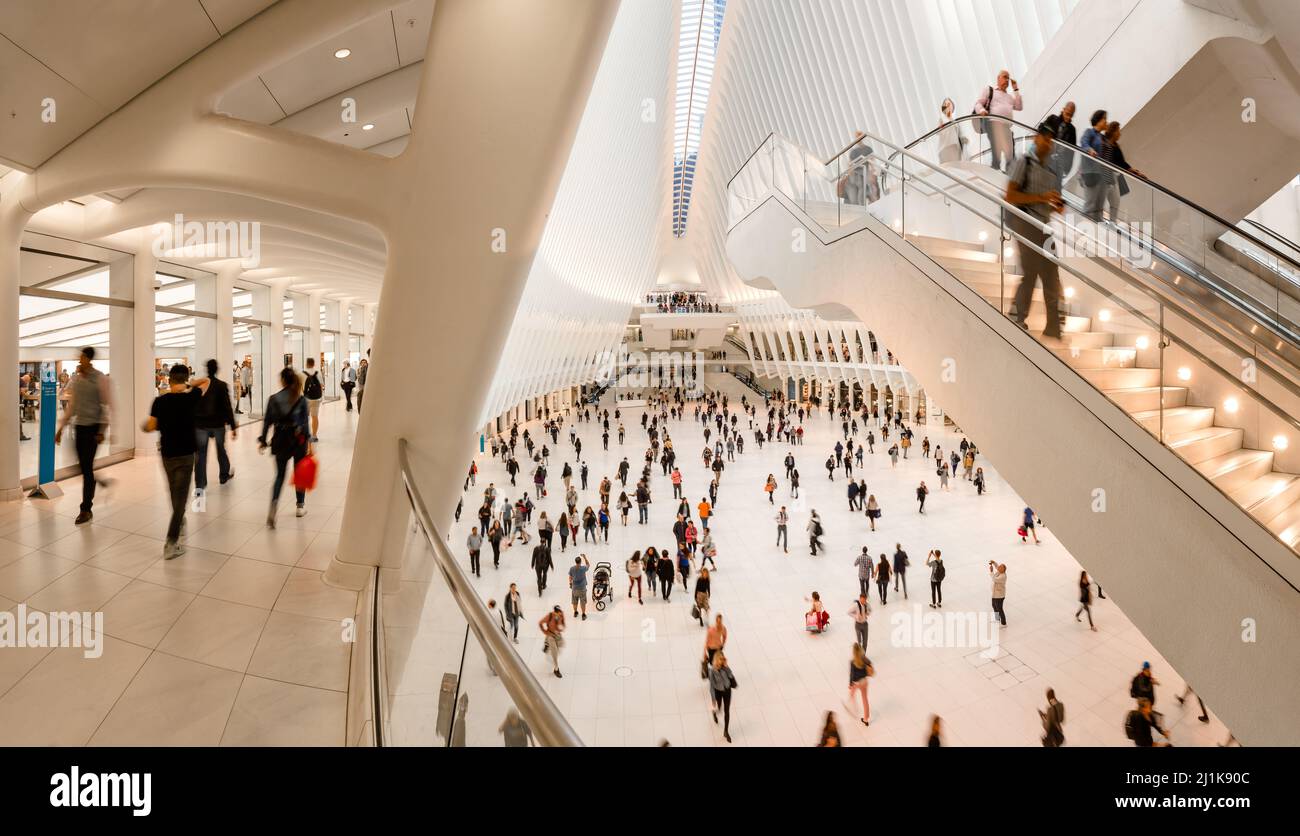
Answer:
[{"xmin": 259, "ymin": 367, "xmax": 313, "ymax": 528}]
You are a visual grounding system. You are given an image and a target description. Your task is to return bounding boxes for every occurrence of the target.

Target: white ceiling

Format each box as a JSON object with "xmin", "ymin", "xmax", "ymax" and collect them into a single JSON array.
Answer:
[
  {"xmin": 0, "ymin": 0, "xmax": 277, "ymax": 171},
  {"xmin": 216, "ymin": 0, "xmax": 431, "ymax": 154},
  {"xmin": 4, "ymin": 0, "xmax": 434, "ymax": 305}
]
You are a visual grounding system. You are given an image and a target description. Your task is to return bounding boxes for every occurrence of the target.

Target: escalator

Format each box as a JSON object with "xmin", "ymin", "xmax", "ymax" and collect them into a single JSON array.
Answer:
[{"xmin": 725, "ymin": 115, "xmax": 1300, "ymax": 746}]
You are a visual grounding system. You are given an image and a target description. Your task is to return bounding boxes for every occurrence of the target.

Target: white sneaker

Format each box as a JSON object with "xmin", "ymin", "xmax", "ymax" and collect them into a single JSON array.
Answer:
[
  {"xmin": 295, "ymin": 505, "xmax": 306, "ymax": 518},
  {"xmin": 163, "ymin": 540, "xmax": 185, "ymax": 560}
]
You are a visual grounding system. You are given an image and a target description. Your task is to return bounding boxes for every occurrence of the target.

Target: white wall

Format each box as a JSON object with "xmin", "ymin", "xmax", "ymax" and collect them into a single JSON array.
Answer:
[{"xmin": 477, "ymin": 0, "xmax": 675, "ymax": 426}]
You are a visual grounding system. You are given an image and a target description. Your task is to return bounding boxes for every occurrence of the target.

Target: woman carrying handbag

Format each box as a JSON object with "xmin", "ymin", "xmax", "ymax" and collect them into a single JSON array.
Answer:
[{"xmin": 259, "ymin": 367, "xmax": 312, "ymax": 528}]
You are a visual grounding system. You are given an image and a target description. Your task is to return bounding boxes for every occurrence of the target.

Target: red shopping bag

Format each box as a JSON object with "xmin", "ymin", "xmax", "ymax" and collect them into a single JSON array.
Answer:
[{"xmin": 294, "ymin": 454, "xmax": 319, "ymax": 491}]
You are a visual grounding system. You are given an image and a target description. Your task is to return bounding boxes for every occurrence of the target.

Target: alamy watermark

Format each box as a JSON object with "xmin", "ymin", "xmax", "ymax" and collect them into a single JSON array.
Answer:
[
  {"xmin": 1048, "ymin": 216, "xmax": 1153, "ymax": 269},
  {"xmin": 889, "ymin": 605, "xmax": 1001, "ymax": 658},
  {"xmin": 0, "ymin": 605, "xmax": 103, "ymax": 659},
  {"xmin": 151, "ymin": 213, "xmax": 261, "ymax": 268},
  {"xmin": 596, "ymin": 346, "xmax": 705, "ymax": 396}
]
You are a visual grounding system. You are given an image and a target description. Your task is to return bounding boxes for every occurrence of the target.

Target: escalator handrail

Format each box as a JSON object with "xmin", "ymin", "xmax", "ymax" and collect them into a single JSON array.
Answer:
[
  {"xmin": 736, "ymin": 129, "xmax": 1300, "ymax": 438},
  {"xmin": 809, "ymin": 121, "xmax": 1300, "ymax": 378},
  {"xmin": 854, "ymin": 113, "xmax": 1300, "ymax": 284},
  {"xmin": 1240, "ymin": 218, "xmax": 1300, "ymax": 262},
  {"xmin": 396, "ymin": 438, "xmax": 584, "ymax": 748}
]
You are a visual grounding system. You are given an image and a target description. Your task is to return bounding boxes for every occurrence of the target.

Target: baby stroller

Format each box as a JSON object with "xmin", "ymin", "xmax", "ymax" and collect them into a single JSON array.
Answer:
[{"xmin": 591, "ymin": 562, "xmax": 613, "ymax": 611}]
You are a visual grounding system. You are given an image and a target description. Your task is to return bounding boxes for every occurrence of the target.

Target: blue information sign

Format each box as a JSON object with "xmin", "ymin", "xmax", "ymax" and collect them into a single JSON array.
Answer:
[{"xmin": 38, "ymin": 362, "xmax": 57, "ymax": 486}]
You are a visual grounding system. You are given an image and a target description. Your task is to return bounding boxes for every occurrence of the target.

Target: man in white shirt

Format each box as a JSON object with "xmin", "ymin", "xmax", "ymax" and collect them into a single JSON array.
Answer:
[{"xmin": 974, "ymin": 69, "xmax": 1023, "ymax": 171}]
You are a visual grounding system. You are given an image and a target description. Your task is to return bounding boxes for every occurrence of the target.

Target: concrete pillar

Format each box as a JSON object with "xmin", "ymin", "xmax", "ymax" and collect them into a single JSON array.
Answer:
[
  {"xmin": 107, "ymin": 258, "xmax": 137, "ymax": 455},
  {"xmin": 133, "ymin": 235, "xmax": 158, "ymax": 455},
  {"xmin": 191, "ymin": 268, "xmax": 218, "ymax": 374},
  {"xmin": 307, "ymin": 291, "xmax": 322, "ymax": 372},
  {"xmin": 329, "ymin": 0, "xmax": 619, "ymax": 590},
  {"xmin": 214, "ymin": 265, "xmax": 237, "ymax": 383},
  {"xmin": 0, "ymin": 212, "xmax": 24, "ymax": 499},
  {"xmin": 338, "ymin": 296, "xmax": 353, "ymax": 366},
  {"xmin": 265, "ymin": 279, "xmax": 287, "ymax": 393}
]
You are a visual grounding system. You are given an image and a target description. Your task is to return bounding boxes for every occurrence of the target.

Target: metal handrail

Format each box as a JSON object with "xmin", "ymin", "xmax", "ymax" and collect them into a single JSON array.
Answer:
[
  {"xmin": 395, "ymin": 438, "xmax": 583, "ymax": 748},
  {"xmin": 876, "ymin": 113, "xmax": 1300, "ymax": 282},
  {"xmin": 732, "ymin": 129, "xmax": 1300, "ymax": 439}
]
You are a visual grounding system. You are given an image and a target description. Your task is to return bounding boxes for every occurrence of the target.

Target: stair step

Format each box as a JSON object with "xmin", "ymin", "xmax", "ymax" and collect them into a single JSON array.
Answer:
[
  {"xmin": 1078, "ymin": 366, "xmax": 1162, "ymax": 389},
  {"xmin": 1132, "ymin": 406, "xmax": 1216, "ymax": 435},
  {"xmin": 942, "ymin": 260, "xmax": 1005, "ymax": 281},
  {"xmin": 1064, "ymin": 331, "xmax": 1116, "ymax": 349},
  {"xmin": 1264, "ymin": 497, "xmax": 1300, "ymax": 548},
  {"xmin": 1231, "ymin": 472, "xmax": 1300, "ymax": 521},
  {"xmin": 1103, "ymin": 386, "xmax": 1188, "ymax": 412},
  {"xmin": 1194, "ymin": 449, "xmax": 1275, "ymax": 493},
  {"xmin": 1166, "ymin": 425, "xmax": 1245, "ymax": 465},
  {"xmin": 913, "ymin": 236, "xmax": 988, "ymax": 259},
  {"xmin": 1053, "ymin": 346, "xmax": 1136, "ymax": 368},
  {"xmin": 1022, "ymin": 312, "xmax": 1092, "ymax": 333}
]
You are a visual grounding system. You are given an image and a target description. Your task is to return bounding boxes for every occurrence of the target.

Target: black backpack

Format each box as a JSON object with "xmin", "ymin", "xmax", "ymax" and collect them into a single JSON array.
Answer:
[
  {"xmin": 303, "ymin": 371, "xmax": 322, "ymax": 400},
  {"xmin": 934, "ymin": 561, "xmax": 946, "ymax": 582}
]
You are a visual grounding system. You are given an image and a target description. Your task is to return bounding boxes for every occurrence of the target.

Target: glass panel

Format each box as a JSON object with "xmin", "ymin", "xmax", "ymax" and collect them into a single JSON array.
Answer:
[
  {"xmin": 283, "ymin": 327, "xmax": 305, "ymax": 370},
  {"xmin": 728, "ymin": 117, "xmax": 1300, "ymax": 557},
  {"xmin": 321, "ymin": 332, "xmax": 339, "ymax": 399},
  {"xmin": 384, "ymin": 516, "xmax": 550, "ymax": 747},
  {"xmin": 234, "ymin": 322, "xmax": 265, "ymax": 421}
]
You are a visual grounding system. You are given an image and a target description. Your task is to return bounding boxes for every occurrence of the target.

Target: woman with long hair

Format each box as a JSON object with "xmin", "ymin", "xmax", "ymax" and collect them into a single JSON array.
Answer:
[
  {"xmin": 848, "ymin": 642, "xmax": 873, "ymax": 727},
  {"xmin": 259, "ymin": 367, "xmax": 311, "ymax": 528}
]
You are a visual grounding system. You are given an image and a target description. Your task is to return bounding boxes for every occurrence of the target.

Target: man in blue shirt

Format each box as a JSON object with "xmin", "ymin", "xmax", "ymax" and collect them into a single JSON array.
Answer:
[{"xmin": 568, "ymin": 554, "xmax": 591, "ymax": 620}]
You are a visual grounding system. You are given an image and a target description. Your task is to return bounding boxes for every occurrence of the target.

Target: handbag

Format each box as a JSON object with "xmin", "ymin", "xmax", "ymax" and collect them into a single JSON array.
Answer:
[
  {"xmin": 1118, "ymin": 174, "xmax": 1130, "ymax": 196},
  {"xmin": 971, "ymin": 86, "xmax": 992, "ymax": 134},
  {"xmin": 293, "ymin": 453, "xmax": 318, "ymax": 491}
]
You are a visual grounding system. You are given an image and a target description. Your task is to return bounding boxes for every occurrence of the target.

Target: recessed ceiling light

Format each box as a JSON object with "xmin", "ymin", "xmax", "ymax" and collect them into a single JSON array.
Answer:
[
  {"xmin": 362, "ymin": 123, "xmax": 375, "ymax": 131},
  {"xmin": 334, "ymin": 48, "xmax": 352, "ymax": 59}
]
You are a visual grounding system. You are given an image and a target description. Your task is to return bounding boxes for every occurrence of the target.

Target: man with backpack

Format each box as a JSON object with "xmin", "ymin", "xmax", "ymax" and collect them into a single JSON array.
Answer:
[
  {"xmin": 301, "ymin": 357, "xmax": 324, "ymax": 442},
  {"xmin": 1126, "ymin": 698, "xmax": 1170, "ymax": 747},
  {"xmin": 926, "ymin": 550, "xmax": 946, "ymax": 608}
]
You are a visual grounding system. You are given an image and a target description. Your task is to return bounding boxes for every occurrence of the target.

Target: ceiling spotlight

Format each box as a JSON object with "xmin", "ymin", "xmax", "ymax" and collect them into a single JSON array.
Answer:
[
  {"xmin": 362, "ymin": 123, "xmax": 375, "ymax": 131},
  {"xmin": 1224, "ymin": 397, "xmax": 1240, "ymax": 414},
  {"xmin": 334, "ymin": 48, "xmax": 352, "ymax": 59}
]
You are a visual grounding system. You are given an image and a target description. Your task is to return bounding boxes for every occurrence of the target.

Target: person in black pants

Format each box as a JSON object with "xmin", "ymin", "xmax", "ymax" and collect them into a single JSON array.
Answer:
[
  {"xmin": 926, "ymin": 550, "xmax": 944, "ymax": 608},
  {"xmin": 708, "ymin": 651, "xmax": 736, "ymax": 744},
  {"xmin": 193, "ymin": 359, "xmax": 237, "ymax": 493},
  {"xmin": 657, "ymin": 551, "xmax": 675, "ymax": 602},
  {"xmin": 531, "ymin": 542, "xmax": 553, "ymax": 596}
]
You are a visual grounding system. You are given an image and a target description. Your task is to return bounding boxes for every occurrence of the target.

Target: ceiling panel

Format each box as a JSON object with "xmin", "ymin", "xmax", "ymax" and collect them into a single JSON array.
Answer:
[
  {"xmin": 391, "ymin": 0, "xmax": 434, "ymax": 66},
  {"xmin": 19, "ymin": 249, "xmax": 100, "ymax": 288},
  {"xmin": 214, "ymin": 76, "xmax": 286, "ymax": 123},
  {"xmin": 198, "ymin": 0, "xmax": 278, "ymax": 35},
  {"xmin": 258, "ymin": 12, "xmax": 399, "ymax": 115},
  {"xmin": 365, "ymin": 134, "xmax": 409, "ymax": 157},
  {"xmin": 0, "ymin": 0, "xmax": 216, "ymax": 110},
  {"xmin": 0, "ymin": 37, "xmax": 108, "ymax": 169},
  {"xmin": 328, "ymin": 108, "xmax": 409, "ymax": 150}
]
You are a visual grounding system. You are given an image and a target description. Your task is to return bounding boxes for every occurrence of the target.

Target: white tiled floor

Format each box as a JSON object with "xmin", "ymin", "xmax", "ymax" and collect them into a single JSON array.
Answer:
[
  {"xmin": 0, "ymin": 399, "xmax": 356, "ymax": 746},
  {"xmin": 416, "ymin": 397, "xmax": 1231, "ymax": 747}
]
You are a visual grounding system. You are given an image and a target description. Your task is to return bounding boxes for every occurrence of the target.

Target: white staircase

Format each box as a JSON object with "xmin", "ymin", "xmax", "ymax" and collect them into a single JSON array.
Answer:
[{"xmin": 915, "ymin": 235, "xmax": 1300, "ymax": 549}]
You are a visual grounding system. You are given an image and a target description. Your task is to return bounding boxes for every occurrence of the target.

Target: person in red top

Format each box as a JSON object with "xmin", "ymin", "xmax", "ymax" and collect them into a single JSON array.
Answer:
[
  {"xmin": 697, "ymin": 497, "xmax": 712, "ymax": 530},
  {"xmin": 671, "ymin": 467, "xmax": 683, "ymax": 498}
]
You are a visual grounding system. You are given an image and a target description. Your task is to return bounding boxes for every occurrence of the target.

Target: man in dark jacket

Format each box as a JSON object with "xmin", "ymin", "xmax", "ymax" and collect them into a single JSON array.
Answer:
[
  {"xmin": 194, "ymin": 359, "xmax": 237, "ymax": 494},
  {"xmin": 531, "ymin": 542, "xmax": 553, "ymax": 597},
  {"xmin": 1042, "ymin": 101, "xmax": 1077, "ymax": 176}
]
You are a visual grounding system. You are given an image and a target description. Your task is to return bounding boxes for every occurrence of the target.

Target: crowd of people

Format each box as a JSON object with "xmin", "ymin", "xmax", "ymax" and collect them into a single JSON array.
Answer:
[
  {"xmin": 456, "ymin": 378, "xmax": 1207, "ymax": 747},
  {"xmin": 645, "ymin": 291, "xmax": 722, "ymax": 314},
  {"xmin": 56, "ymin": 343, "xmax": 362, "ymax": 560}
]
